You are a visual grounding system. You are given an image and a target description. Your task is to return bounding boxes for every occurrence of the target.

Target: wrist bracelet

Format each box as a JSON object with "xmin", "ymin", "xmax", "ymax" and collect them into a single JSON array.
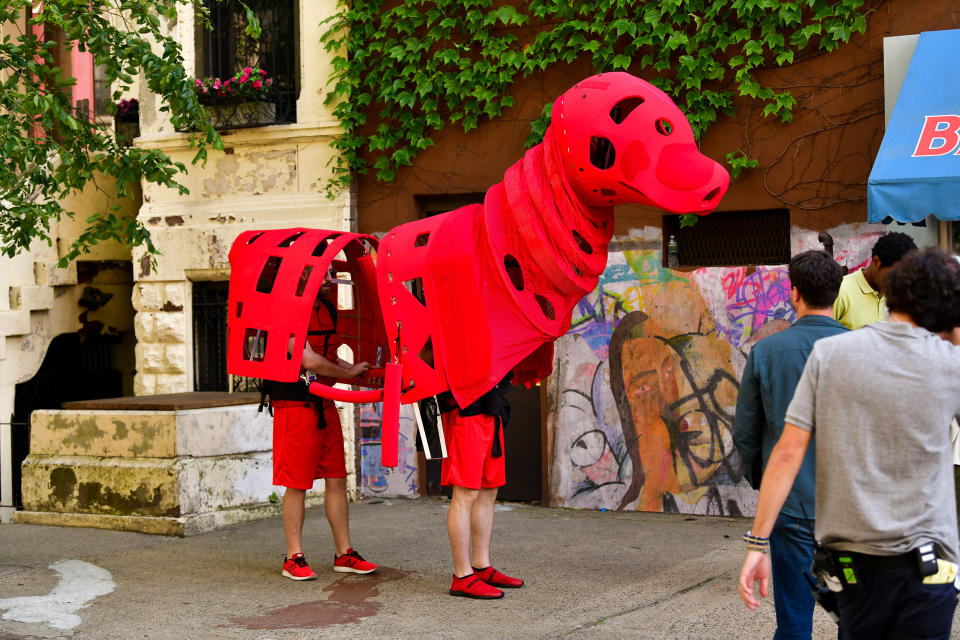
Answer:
[{"xmin": 743, "ymin": 530, "xmax": 770, "ymax": 553}]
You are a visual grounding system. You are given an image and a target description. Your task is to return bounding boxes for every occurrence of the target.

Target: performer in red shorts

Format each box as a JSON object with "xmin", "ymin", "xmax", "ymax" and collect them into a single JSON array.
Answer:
[
  {"xmin": 439, "ymin": 374, "xmax": 524, "ymax": 598},
  {"xmin": 265, "ymin": 267, "xmax": 378, "ymax": 580}
]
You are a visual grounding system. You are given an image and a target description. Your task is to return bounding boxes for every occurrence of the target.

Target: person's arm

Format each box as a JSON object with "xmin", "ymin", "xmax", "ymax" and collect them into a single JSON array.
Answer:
[
  {"xmin": 733, "ymin": 351, "xmax": 765, "ymax": 487},
  {"xmin": 832, "ymin": 287, "xmax": 847, "ymax": 325},
  {"xmin": 301, "ymin": 342, "xmax": 370, "ymax": 380},
  {"xmin": 738, "ymin": 423, "xmax": 812, "ymax": 610}
]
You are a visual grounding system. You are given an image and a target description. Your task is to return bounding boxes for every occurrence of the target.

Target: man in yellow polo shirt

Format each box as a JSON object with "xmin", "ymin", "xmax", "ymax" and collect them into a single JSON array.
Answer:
[{"xmin": 834, "ymin": 231, "xmax": 917, "ymax": 329}]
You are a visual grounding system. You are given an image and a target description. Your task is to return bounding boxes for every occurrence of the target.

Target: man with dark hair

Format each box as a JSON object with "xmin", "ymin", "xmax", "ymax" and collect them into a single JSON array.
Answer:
[
  {"xmin": 833, "ymin": 231, "xmax": 917, "ymax": 329},
  {"xmin": 740, "ymin": 247, "xmax": 960, "ymax": 639},
  {"xmin": 734, "ymin": 250, "xmax": 847, "ymax": 639},
  {"xmin": 883, "ymin": 248, "xmax": 960, "ymax": 334}
]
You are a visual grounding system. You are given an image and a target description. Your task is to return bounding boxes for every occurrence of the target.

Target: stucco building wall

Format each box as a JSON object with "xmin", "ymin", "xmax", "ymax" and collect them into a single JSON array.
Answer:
[{"xmin": 133, "ymin": 0, "xmax": 350, "ymax": 396}]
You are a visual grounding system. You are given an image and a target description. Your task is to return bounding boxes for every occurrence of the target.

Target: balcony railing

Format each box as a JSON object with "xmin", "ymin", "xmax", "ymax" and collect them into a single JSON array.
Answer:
[{"xmin": 177, "ymin": 88, "xmax": 297, "ymax": 131}]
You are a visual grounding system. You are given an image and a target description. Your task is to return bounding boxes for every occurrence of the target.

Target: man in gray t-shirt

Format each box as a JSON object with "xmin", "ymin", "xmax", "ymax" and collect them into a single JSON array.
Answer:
[{"xmin": 739, "ymin": 248, "xmax": 960, "ymax": 640}]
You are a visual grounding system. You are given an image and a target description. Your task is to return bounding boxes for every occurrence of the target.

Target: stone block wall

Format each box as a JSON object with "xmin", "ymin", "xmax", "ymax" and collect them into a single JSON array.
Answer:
[
  {"xmin": 15, "ymin": 402, "xmax": 340, "ymax": 536},
  {"xmin": 133, "ymin": 281, "xmax": 190, "ymax": 395}
]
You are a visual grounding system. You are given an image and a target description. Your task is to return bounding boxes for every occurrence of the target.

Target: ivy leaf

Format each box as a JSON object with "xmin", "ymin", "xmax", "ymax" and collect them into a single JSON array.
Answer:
[
  {"xmin": 496, "ymin": 5, "xmax": 526, "ymax": 25},
  {"xmin": 612, "ymin": 53, "xmax": 632, "ymax": 69},
  {"xmin": 725, "ymin": 149, "xmax": 760, "ymax": 179},
  {"xmin": 316, "ymin": 0, "xmax": 871, "ymax": 199},
  {"xmin": 743, "ymin": 40, "xmax": 763, "ymax": 56}
]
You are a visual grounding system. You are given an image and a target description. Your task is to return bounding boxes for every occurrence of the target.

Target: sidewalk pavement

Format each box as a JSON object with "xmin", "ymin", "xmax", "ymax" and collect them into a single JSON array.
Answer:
[{"xmin": 0, "ymin": 497, "xmax": 906, "ymax": 639}]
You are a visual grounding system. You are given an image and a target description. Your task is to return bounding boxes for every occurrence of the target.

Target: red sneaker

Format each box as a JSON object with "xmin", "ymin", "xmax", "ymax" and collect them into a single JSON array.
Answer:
[
  {"xmin": 450, "ymin": 573, "xmax": 504, "ymax": 599},
  {"xmin": 333, "ymin": 548, "xmax": 377, "ymax": 574},
  {"xmin": 473, "ymin": 565, "xmax": 524, "ymax": 588},
  {"xmin": 281, "ymin": 553, "xmax": 318, "ymax": 581}
]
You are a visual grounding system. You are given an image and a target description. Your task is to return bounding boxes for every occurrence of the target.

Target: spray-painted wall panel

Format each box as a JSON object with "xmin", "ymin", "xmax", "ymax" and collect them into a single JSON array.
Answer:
[
  {"xmin": 358, "ymin": 402, "xmax": 419, "ymax": 497},
  {"xmin": 549, "ymin": 226, "xmax": 884, "ymax": 516}
]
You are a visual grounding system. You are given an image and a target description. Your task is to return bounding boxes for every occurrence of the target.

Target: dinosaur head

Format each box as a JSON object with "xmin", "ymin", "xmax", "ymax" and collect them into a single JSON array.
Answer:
[{"xmin": 549, "ymin": 72, "xmax": 729, "ymax": 213}]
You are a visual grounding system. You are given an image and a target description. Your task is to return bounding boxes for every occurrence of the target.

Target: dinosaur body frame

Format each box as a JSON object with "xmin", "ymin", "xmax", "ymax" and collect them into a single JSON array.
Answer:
[{"xmin": 226, "ymin": 72, "xmax": 730, "ymax": 467}]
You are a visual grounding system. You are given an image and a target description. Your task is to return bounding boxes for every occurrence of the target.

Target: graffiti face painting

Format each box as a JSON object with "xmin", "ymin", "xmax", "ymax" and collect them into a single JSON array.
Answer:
[
  {"xmin": 607, "ymin": 274, "xmax": 745, "ymax": 513},
  {"xmin": 613, "ymin": 308, "xmax": 740, "ymax": 512},
  {"xmin": 553, "ymin": 249, "xmax": 761, "ymax": 516}
]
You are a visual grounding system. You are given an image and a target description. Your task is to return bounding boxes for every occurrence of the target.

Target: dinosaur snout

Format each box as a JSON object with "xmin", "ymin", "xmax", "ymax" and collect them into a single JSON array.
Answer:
[{"xmin": 651, "ymin": 143, "xmax": 728, "ymax": 213}]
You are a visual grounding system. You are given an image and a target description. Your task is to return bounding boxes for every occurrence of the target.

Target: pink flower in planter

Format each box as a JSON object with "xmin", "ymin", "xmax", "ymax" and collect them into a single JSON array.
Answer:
[{"xmin": 194, "ymin": 67, "xmax": 273, "ymax": 103}]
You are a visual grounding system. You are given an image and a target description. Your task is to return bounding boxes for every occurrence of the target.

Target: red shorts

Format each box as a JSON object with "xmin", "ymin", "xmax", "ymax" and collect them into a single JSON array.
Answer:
[
  {"xmin": 272, "ymin": 399, "xmax": 346, "ymax": 489},
  {"xmin": 440, "ymin": 412, "xmax": 505, "ymax": 489}
]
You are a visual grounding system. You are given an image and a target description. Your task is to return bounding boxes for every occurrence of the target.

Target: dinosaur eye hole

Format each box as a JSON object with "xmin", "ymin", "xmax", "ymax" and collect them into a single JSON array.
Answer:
[
  {"xmin": 589, "ymin": 137, "xmax": 616, "ymax": 170},
  {"xmin": 655, "ymin": 118, "xmax": 673, "ymax": 136},
  {"xmin": 610, "ymin": 97, "xmax": 644, "ymax": 124}
]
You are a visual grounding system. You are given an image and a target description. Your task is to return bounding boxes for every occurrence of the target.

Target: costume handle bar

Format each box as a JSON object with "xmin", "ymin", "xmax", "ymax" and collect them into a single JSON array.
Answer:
[{"xmin": 307, "ymin": 382, "xmax": 384, "ymax": 403}]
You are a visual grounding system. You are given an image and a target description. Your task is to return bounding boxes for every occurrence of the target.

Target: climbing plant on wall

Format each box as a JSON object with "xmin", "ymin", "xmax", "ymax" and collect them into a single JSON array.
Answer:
[{"xmin": 320, "ymin": 0, "xmax": 874, "ymax": 197}]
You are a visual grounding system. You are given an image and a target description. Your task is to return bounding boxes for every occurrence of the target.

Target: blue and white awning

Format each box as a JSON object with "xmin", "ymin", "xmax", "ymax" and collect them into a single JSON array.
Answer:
[{"xmin": 868, "ymin": 28, "xmax": 960, "ymax": 223}]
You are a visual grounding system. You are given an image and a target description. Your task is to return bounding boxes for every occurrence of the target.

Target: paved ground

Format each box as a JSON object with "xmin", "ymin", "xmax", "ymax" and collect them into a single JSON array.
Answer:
[{"xmin": 0, "ymin": 497, "xmax": 949, "ymax": 639}]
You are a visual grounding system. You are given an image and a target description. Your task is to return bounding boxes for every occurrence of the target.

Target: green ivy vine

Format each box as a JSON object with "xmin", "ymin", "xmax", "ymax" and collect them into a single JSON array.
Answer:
[{"xmin": 320, "ymin": 0, "xmax": 872, "ymax": 199}]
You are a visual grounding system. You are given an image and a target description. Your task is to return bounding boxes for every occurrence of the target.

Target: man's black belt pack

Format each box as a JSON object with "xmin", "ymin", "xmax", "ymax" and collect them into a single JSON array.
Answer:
[{"xmin": 846, "ymin": 551, "xmax": 915, "ymax": 571}]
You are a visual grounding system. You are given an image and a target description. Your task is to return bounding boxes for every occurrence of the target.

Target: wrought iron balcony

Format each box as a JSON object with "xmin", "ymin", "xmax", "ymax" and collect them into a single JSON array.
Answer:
[{"xmin": 192, "ymin": 87, "xmax": 297, "ymax": 131}]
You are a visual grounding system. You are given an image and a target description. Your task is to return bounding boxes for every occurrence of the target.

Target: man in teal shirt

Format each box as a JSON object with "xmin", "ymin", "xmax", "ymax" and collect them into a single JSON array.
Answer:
[{"xmin": 735, "ymin": 250, "xmax": 847, "ymax": 639}]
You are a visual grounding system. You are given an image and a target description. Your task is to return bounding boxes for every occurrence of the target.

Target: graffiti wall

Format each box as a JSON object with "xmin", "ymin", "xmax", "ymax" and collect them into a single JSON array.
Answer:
[
  {"xmin": 358, "ymin": 402, "xmax": 419, "ymax": 497},
  {"xmin": 548, "ymin": 227, "xmax": 882, "ymax": 516}
]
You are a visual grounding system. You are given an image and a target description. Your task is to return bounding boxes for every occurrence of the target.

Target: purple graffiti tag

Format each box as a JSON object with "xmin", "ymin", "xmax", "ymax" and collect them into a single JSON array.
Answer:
[
  {"xmin": 716, "ymin": 267, "xmax": 794, "ymax": 346},
  {"xmin": 569, "ymin": 287, "xmax": 632, "ymax": 359}
]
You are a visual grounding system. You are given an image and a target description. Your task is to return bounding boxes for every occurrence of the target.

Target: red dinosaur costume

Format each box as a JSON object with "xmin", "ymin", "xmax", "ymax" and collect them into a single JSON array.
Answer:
[{"xmin": 226, "ymin": 72, "xmax": 729, "ymax": 467}]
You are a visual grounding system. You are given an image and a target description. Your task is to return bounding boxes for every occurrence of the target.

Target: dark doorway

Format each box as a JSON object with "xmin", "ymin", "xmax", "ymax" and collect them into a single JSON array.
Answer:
[
  {"xmin": 420, "ymin": 384, "xmax": 543, "ymax": 502},
  {"xmin": 8, "ymin": 333, "xmax": 126, "ymax": 508},
  {"xmin": 499, "ymin": 384, "xmax": 543, "ymax": 502}
]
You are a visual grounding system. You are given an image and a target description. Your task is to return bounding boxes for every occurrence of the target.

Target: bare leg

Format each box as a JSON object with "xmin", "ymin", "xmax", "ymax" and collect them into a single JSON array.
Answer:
[
  {"xmin": 448, "ymin": 486, "xmax": 480, "ymax": 577},
  {"xmin": 282, "ymin": 487, "xmax": 307, "ymax": 557},
  {"xmin": 470, "ymin": 487, "xmax": 497, "ymax": 569},
  {"xmin": 324, "ymin": 477, "xmax": 351, "ymax": 556}
]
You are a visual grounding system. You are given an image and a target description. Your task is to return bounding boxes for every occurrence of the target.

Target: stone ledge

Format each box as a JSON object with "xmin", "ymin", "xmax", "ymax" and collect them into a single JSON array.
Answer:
[
  {"xmin": 31, "ymin": 400, "xmax": 271, "ymax": 458},
  {"xmin": 15, "ymin": 493, "xmax": 329, "ymax": 537},
  {"xmin": 13, "ymin": 501, "xmax": 296, "ymax": 537},
  {"xmin": 19, "ymin": 452, "xmax": 338, "ymax": 531},
  {"xmin": 133, "ymin": 121, "xmax": 343, "ymax": 153}
]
